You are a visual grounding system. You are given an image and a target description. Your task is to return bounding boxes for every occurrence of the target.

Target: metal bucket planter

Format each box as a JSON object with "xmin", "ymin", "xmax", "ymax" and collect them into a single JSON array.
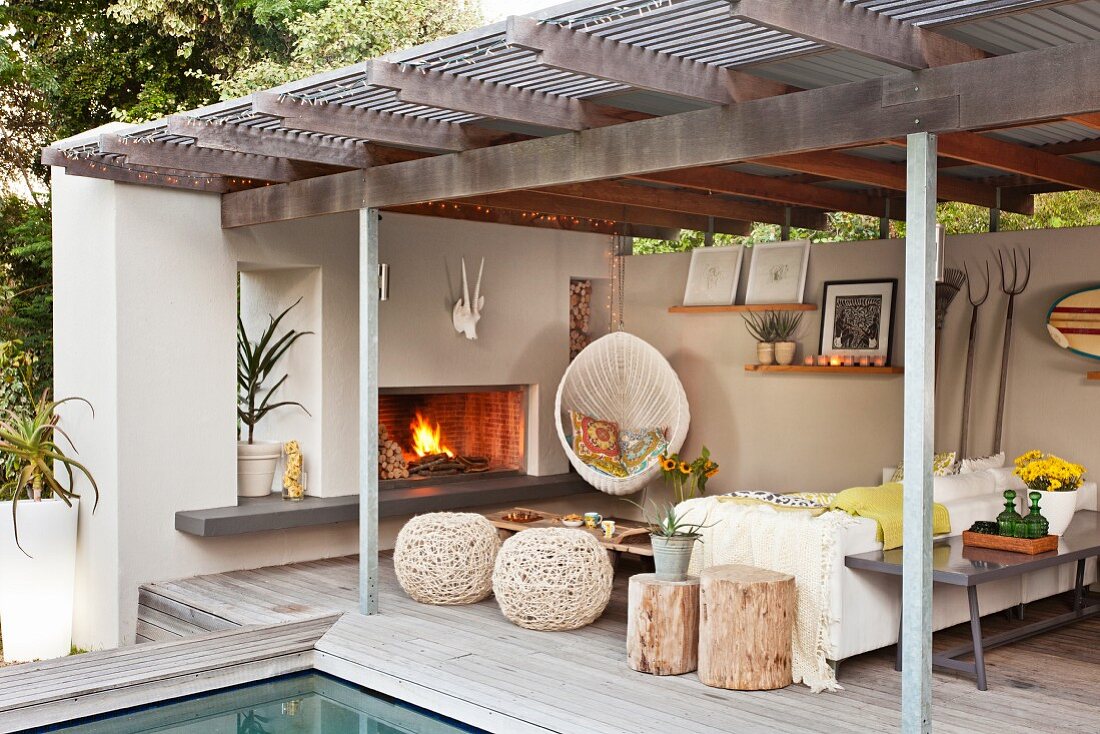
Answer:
[{"xmin": 651, "ymin": 534, "xmax": 699, "ymax": 581}]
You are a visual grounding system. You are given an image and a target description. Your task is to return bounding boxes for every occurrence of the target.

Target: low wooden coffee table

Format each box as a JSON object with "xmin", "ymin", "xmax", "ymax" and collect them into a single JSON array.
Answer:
[
  {"xmin": 484, "ymin": 507, "xmax": 654, "ymax": 559},
  {"xmin": 845, "ymin": 510, "xmax": 1100, "ymax": 690}
]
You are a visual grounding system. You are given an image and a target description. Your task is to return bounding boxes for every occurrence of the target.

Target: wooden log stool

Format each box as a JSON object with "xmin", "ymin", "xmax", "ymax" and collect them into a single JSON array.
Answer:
[
  {"xmin": 627, "ymin": 573, "xmax": 700, "ymax": 675},
  {"xmin": 698, "ymin": 564, "xmax": 796, "ymax": 690}
]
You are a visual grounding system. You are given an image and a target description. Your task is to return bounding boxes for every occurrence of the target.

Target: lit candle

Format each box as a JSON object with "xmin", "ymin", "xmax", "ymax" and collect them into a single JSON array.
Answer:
[
  {"xmin": 804, "ymin": 356, "xmax": 815, "ymax": 366},
  {"xmin": 817, "ymin": 355, "xmax": 830, "ymax": 367},
  {"xmin": 859, "ymin": 355, "xmax": 871, "ymax": 367},
  {"xmin": 843, "ymin": 355, "xmax": 855, "ymax": 367},
  {"xmin": 873, "ymin": 355, "xmax": 887, "ymax": 367},
  {"xmin": 829, "ymin": 355, "xmax": 842, "ymax": 367}
]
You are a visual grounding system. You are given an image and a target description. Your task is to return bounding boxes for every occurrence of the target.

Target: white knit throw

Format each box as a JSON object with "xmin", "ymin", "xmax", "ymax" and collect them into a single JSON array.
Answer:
[{"xmin": 678, "ymin": 498, "xmax": 857, "ymax": 693}]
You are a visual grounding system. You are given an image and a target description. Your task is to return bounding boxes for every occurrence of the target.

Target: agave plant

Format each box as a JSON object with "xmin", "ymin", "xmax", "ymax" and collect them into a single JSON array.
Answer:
[
  {"xmin": 627, "ymin": 499, "xmax": 713, "ymax": 538},
  {"xmin": 742, "ymin": 311, "xmax": 778, "ymax": 343},
  {"xmin": 771, "ymin": 310, "xmax": 804, "ymax": 342},
  {"xmin": 0, "ymin": 391, "xmax": 98, "ymax": 554},
  {"xmin": 238, "ymin": 299, "xmax": 313, "ymax": 444}
]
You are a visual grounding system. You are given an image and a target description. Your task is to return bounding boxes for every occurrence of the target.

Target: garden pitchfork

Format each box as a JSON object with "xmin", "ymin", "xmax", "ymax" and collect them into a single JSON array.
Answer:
[
  {"xmin": 993, "ymin": 248, "xmax": 1032, "ymax": 454},
  {"xmin": 958, "ymin": 260, "xmax": 989, "ymax": 459}
]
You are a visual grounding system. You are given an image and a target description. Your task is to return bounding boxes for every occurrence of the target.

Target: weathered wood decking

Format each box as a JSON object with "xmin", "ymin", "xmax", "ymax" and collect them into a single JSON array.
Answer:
[{"xmin": 133, "ymin": 555, "xmax": 1100, "ymax": 733}]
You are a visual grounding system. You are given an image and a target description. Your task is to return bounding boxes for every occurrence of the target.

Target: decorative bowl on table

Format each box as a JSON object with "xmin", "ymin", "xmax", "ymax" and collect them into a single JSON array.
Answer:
[
  {"xmin": 561, "ymin": 514, "xmax": 584, "ymax": 528},
  {"xmin": 502, "ymin": 510, "xmax": 541, "ymax": 523}
]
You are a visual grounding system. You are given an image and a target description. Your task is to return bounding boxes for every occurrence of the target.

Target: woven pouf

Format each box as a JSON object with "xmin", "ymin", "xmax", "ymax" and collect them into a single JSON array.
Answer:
[
  {"xmin": 393, "ymin": 512, "xmax": 501, "ymax": 605},
  {"xmin": 493, "ymin": 528, "xmax": 614, "ymax": 631}
]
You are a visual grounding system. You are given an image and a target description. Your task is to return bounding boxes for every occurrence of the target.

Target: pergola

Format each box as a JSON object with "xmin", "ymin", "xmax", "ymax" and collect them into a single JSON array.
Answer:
[{"xmin": 43, "ymin": 1, "xmax": 1100, "ymax": 730}]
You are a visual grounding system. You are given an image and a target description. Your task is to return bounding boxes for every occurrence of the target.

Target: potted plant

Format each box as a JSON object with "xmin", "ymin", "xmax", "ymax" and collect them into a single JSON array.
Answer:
[
  {"xmin": 1012, "ymin": 450, "xmax": 1086, "ymax": 535},
  {"xmin": 238, "ymin": 300, "xmax": 312, "ymax": 498},
  {"xmin": 633, "ymin": 501, "xmax": 712, "ymax": 581},
  {"xmin": 743, "ymin": 311, "xmax": 778, "ymax": 365},
  {"xmin": 0, "ymin": 390, "xmax": 98, "ymax": 662},
  {"xmin": 771, "ymin": 311, "xmax": 803, "ymax": 366}
]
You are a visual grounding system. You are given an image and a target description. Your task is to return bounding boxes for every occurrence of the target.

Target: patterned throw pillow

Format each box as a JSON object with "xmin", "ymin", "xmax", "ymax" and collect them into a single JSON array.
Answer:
[
  {"xmin": 959, "ymin": 452, "xmax": 1006, "ymax": 474},
  {"xmin": 791, "ymin": 491, "xmax": 838, "ymax": 506},
  {"xmin": 582, "ymin": 454, "xmax": 629, "ymax": 478},
  {"xmin": 570, "ymin": 411, "xmax": 621, "ymax": 462},
  {"xmin": 619, "ymin": 428, "xmax": 668, "ymax": 476},
  {"xmin": 891, "ymin": 452, "xmax": 957, "ymax": 482},
  {"xmin": 717, "ymin": 490, "xmax": 828, "ymax": 516}
]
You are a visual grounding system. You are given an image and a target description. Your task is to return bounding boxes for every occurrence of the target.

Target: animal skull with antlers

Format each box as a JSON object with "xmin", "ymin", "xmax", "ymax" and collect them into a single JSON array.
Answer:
[{"xmin": 452, "ymin": 257, "xmax": 485, "ymax": 340}]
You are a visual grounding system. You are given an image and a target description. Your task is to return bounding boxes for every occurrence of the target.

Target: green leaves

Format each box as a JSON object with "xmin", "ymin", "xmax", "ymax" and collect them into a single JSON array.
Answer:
[
  {"xmin": 626, "ymin": 498, "xmax": 713, "ymax": 538},
  {"xmin": 0, "ymin": 391, "xmax": 98, "ymax": 556},
  {"xmin": 238, "ymin": 298, "xmax": 312, "ymax": 443}
]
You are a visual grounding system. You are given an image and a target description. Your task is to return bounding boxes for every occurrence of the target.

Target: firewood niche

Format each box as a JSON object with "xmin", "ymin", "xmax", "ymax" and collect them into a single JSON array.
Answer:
[{"xmin": 407, "ymin": 452, "xmax": 491, "ymax": 477}]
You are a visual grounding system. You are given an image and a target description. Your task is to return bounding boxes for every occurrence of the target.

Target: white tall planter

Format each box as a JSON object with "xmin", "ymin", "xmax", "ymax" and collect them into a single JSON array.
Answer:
[
  {"xmin": 1036, "ymin": 490, "xmax": 1078, "ymax": 536},
  {"xmin": 0, "ymin": 499, "xmax": 78, "ymax": 662},
  {"xmin": 237, "ymin": 441, "xmax": 281, "ymax": 497}
]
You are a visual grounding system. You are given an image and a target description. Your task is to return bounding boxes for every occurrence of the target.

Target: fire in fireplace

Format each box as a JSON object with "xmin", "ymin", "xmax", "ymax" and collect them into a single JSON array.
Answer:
[{"xmin": 378, "ymin": 386, "xmax": 525, "ymax": 483}]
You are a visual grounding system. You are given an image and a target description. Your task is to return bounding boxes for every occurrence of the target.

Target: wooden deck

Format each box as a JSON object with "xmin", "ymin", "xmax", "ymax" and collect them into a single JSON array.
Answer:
[{"xmin": 134, "ymin": 555, "xmax": 1100, "ymax": 733}]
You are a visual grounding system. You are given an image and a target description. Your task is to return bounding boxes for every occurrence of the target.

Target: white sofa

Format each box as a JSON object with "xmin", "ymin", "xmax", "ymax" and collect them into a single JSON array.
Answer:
[{"xmin": 828, "ymin": 468, "xmax": 1098, "ymax": 662}]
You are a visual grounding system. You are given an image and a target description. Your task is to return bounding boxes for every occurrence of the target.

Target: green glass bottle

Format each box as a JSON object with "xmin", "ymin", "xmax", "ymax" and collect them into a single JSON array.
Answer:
[
  {"xmin": 1023, "ymin": 491, "xmax": 1050, "ymax": 539},
  {"xmin": 997, "ymin": 489, "xmax": 1023, "ymax": 537}
]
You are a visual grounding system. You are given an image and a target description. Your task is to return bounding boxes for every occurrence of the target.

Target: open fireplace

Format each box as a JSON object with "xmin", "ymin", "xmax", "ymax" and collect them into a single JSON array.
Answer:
[{"xmin": 378, "ymin": 386, "xmax": 526, "ymax": 485}]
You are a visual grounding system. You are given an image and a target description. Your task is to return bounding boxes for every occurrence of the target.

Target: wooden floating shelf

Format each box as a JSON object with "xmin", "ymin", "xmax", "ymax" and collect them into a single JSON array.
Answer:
[
  {"xmin": 669, "ymin": 303, "xmax": 817, "ymax": 314},
  {"xmin": 1088, "ymin": 372, "xmax": 1100, "ymax": 381},
  {"xmin": 745, "ymin": 364, "xmax": 904, "ymax": 375}
]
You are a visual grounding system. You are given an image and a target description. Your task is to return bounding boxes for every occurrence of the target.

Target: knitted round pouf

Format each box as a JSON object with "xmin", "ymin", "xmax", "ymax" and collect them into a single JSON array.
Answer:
[
  {"xmin": 393, "ymin": 512, "xmax": 501, "ymax": 605},
  {"xmin": 493, "ymin": 528, "xmax": 614, "ymax": 631}
]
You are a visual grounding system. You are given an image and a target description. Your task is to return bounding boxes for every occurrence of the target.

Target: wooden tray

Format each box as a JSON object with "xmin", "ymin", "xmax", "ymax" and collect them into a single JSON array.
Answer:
[{"xmin": 961, "ymin": 531, "xmax": 1058, "ymax": 555}]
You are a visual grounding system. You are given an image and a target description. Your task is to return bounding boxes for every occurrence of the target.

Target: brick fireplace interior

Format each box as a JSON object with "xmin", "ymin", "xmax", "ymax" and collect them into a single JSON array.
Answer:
[{"xmin": 379, "ymin": 386, "xmax": 526, "ymax": 481}]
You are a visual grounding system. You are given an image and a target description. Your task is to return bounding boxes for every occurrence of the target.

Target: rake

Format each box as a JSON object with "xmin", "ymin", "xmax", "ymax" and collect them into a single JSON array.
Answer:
[
  {"xmin": 935, "ymin": 268, "xmax": 967, "ymax": 387},
  {"xmin": 958, "ymin": 260, "xmax": 990, "ymax": 459},
  {"xmin": 993, "ymin": 248, "xmax": 1032, "ymax": 454}
]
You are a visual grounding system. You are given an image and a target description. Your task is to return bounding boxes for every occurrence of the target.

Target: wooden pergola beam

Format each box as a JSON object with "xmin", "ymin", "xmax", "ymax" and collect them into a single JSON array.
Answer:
[
  {"xmin": 386, "ymin": 201, "xmax": 679, "ymax": 239},
  {"xmin": 42, "ymin": 148, "xmax": 232, "ymax": 193},
  {"xmin": 920, "ymin": 132, "xmax": 1100, "ymax": 191},
  {"xmin": 251, "ymin": 92, "xmax": 508, "ymax": 152},
  {"xmin": 727, "ymin": 0, "xmax": 986, "ymax": 70},
  {"xmin": 504, "ymin": 16, "xmax": 794, "ymax": 105},
  {"xmin": 99, "ymin": 134, "xmax": 337, "ymax": 183},
  {"xmin": 540, "ymin": 180, "xmax": 827, "ymax": 229},
  {"xmin": 757, "ymin": 150, "xmax": 1033, "ymax": 214},
  {"xmin": 460, "ymin": 190, "xmax": 752, "ymax": 235},
  {"xmin": 221, "ymin": 38, "xmax": 1100, "ymax": 227},
  {"xmin": 368, "ymin": 60, "xmax": 646, "ymax": 131},
  {"xmin": 166, "ymin": 116, "xmax": 430, "ymax": 169},
  {"xmin": 631, "ymin": 167, "xmax": 896, "ymax": 219}
]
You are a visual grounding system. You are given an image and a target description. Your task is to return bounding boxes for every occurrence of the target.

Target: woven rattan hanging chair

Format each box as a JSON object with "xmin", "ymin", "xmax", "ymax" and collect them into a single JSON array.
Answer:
[{"xmin": 555, "ymin": 332, "xmax": 690, "ymax": 495}]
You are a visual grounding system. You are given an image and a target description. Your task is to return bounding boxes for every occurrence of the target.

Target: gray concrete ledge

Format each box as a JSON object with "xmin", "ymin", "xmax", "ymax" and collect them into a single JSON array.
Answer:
[{"xmin": 175, "ymin": 473, "xmax": 595, "ymax": 537}]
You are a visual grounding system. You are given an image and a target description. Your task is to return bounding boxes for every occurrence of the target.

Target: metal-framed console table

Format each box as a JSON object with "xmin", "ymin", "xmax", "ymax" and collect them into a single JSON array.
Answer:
[{"xmin": 845, "ymin": 510, "xmax": 1100, "ymax": 690}]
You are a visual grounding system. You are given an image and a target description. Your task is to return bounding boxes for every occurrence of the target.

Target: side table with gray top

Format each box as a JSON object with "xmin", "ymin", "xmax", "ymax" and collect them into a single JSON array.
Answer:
[{"xmin": 845, "ymin": 510, "xmax": 1100, "ymax": 690}]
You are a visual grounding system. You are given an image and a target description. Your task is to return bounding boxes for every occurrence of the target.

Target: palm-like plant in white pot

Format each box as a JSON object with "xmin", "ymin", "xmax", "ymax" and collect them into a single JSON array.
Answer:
[
  {"xmin": 0, "ymin": 391, "xmax": 98, "ymax": 662},
  {"xmin": 237, "ymin": 300, "xmax": 312, "ymax": 497}
]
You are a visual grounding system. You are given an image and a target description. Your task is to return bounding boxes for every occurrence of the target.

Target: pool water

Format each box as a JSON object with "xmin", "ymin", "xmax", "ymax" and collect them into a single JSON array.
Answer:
[{"xmin": 49, "ymin": 672, "xmax": 483, "ymax": 733}]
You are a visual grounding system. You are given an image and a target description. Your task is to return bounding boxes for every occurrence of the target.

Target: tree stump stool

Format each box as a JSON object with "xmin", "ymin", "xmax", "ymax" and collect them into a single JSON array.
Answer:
[
  {"xmin": 698, "ymin": 564, "xmax": 796, "ymax": 690},
  {"xmin": 626, "ymin": 573, "xmax": 700, "ymax": 675}
]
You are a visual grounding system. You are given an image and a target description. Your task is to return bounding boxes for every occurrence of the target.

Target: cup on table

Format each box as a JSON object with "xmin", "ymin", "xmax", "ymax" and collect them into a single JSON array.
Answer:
[
  {"xmin": 584, "ymin": 512, "xmax": 603, "ymax": 528},
  {"xmin": 600, "ymin": 520, "xmax": 616, "ymax": 539}
]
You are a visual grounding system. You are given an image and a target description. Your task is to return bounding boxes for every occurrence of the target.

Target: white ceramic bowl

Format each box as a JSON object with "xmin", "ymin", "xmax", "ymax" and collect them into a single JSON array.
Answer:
[{"xmin": 561, "ymin": 519, "xmax": 584, "ymax": 528}]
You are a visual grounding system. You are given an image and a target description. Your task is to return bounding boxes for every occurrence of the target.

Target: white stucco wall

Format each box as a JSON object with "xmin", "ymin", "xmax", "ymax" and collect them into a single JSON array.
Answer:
[{"xmin": 52, "ymin": 172, "xmax": 614, "ymax": 649}]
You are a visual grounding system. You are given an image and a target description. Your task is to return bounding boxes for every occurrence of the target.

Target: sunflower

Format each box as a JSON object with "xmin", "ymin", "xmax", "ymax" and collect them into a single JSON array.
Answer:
[
  {"xmin": 679, "ymin": 461, "xmax": 691, "ymax": 475},
  {"xmin": 705, "ymin": 466, "xmax": 719, "ymax": 478},
  {"xmin": 661, "ymin": 457, "xmax": 677, "ymax": 471}
]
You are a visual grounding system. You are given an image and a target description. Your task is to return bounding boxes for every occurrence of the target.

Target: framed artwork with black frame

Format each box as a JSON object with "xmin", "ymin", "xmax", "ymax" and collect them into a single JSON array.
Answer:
[{"xmin": 819, "ymin": 279, "xmax": 898, "ymax": 365}]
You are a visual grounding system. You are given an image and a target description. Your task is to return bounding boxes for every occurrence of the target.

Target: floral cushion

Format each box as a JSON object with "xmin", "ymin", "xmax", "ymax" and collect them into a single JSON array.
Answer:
[
  {"xmin": 717, "ymin": 490, "xmax": 828, "ymax": 516},
  {"xmin": 619, "ymin": 428, "xmax": 668, "ymax": 476},
  {"xmin": 581, "ymin": 454, "xmax": 629, "ymax": 478},
  {"xmin": 891, "ymin": 452, "xmax": 957, "ymax": 482},
  {"xmin": 570, "ymin": 411, "xmax": 621, "ymax": 462},
  {"xmin": 959, "ymin": 452, "xmax": 1005, "ymax": 474}
]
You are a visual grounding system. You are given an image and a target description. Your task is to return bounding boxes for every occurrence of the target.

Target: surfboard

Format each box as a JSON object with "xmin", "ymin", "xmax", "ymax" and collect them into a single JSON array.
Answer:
[{"xmin": 1047, "ymin": 286, "xmax": 1100, "ymax": 361}]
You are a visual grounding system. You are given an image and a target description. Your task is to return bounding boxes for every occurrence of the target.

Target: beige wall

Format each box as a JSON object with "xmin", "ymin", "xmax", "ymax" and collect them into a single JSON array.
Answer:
[{"xmin": 625, "ymin": 226, "xmax": 1100, "ymax": 498}]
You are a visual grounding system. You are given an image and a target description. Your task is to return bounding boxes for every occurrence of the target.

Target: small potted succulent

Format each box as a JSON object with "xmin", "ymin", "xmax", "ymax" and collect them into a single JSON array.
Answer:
[
  {"xmin": 238, "ymin": 300, "xmax": 312, "ymax": 497},
  {"xmin": 633, "ymin": 501, "xmax": 712, "ymax": 581},
  {"xmin": 771, "ymin": 311, "xmax": 803, "ymax": 366},
  {"xmin": 743, "ymin": 311, "xmax": 778, "ymax": 365}
]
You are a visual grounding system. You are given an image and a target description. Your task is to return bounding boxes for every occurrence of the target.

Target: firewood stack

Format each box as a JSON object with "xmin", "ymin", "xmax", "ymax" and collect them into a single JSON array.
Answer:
[
  {"xmin": 407, "ymin": 453, "xmax": 491, "ymax": 477},
  {"xmin": 378, "ymin": 424, "xmax": 410, "ymax": 480},
  {"xmin": 570, "ymin": 279, "xmax": 593, "ymax": 360}
]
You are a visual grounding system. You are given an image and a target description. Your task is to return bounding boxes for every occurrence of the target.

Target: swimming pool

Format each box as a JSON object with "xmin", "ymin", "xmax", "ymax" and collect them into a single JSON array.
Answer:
[{"xmin": 47, "ymin": 672, "xmax": 484, "ymax": 733}]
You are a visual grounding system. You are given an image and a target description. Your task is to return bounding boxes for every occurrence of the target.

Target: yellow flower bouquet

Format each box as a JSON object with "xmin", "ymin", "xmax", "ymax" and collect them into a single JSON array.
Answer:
[
  {"xmin": 1013, "ymin": 450, "xmax": 1086, "ymax": 492},
  {"xmin": 658, "ymin": 446, "xmax": 718, "ymax": 504}
]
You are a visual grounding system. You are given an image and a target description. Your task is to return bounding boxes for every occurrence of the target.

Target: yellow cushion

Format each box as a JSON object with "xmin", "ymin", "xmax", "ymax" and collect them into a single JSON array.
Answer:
[{"xmin": 830, "ymin": 483, "xmax": 951, "ymax": 551}]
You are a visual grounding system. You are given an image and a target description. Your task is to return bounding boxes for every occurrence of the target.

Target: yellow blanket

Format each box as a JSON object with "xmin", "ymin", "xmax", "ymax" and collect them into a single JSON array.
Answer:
[{"xmin": 830, "ymin": 483, "xmax": 951, "ymax": 551}]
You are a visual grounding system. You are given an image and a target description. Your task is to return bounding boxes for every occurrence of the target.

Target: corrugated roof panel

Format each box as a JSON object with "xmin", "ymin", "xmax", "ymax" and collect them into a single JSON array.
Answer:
[
  {"xmin": 942, "ymin": 0, "xmax": 1100, "ymax": 53},
  {"xmin": 989, "ymin": 121, "xmax": 1100, "ymax": 145}
]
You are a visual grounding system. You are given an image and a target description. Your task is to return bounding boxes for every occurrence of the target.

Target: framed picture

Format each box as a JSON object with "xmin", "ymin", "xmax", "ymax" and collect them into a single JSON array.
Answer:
[
  {"xmin": 682, "ymin": 246, "xmax": 745, "ymax": 307},
  {"xmin": 819, "ymin": 279, "xmax": 898, "ymax": 364},
  {"xmin": 744, "ymin": 240, "xmax": 810, "ymax": 304}
]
